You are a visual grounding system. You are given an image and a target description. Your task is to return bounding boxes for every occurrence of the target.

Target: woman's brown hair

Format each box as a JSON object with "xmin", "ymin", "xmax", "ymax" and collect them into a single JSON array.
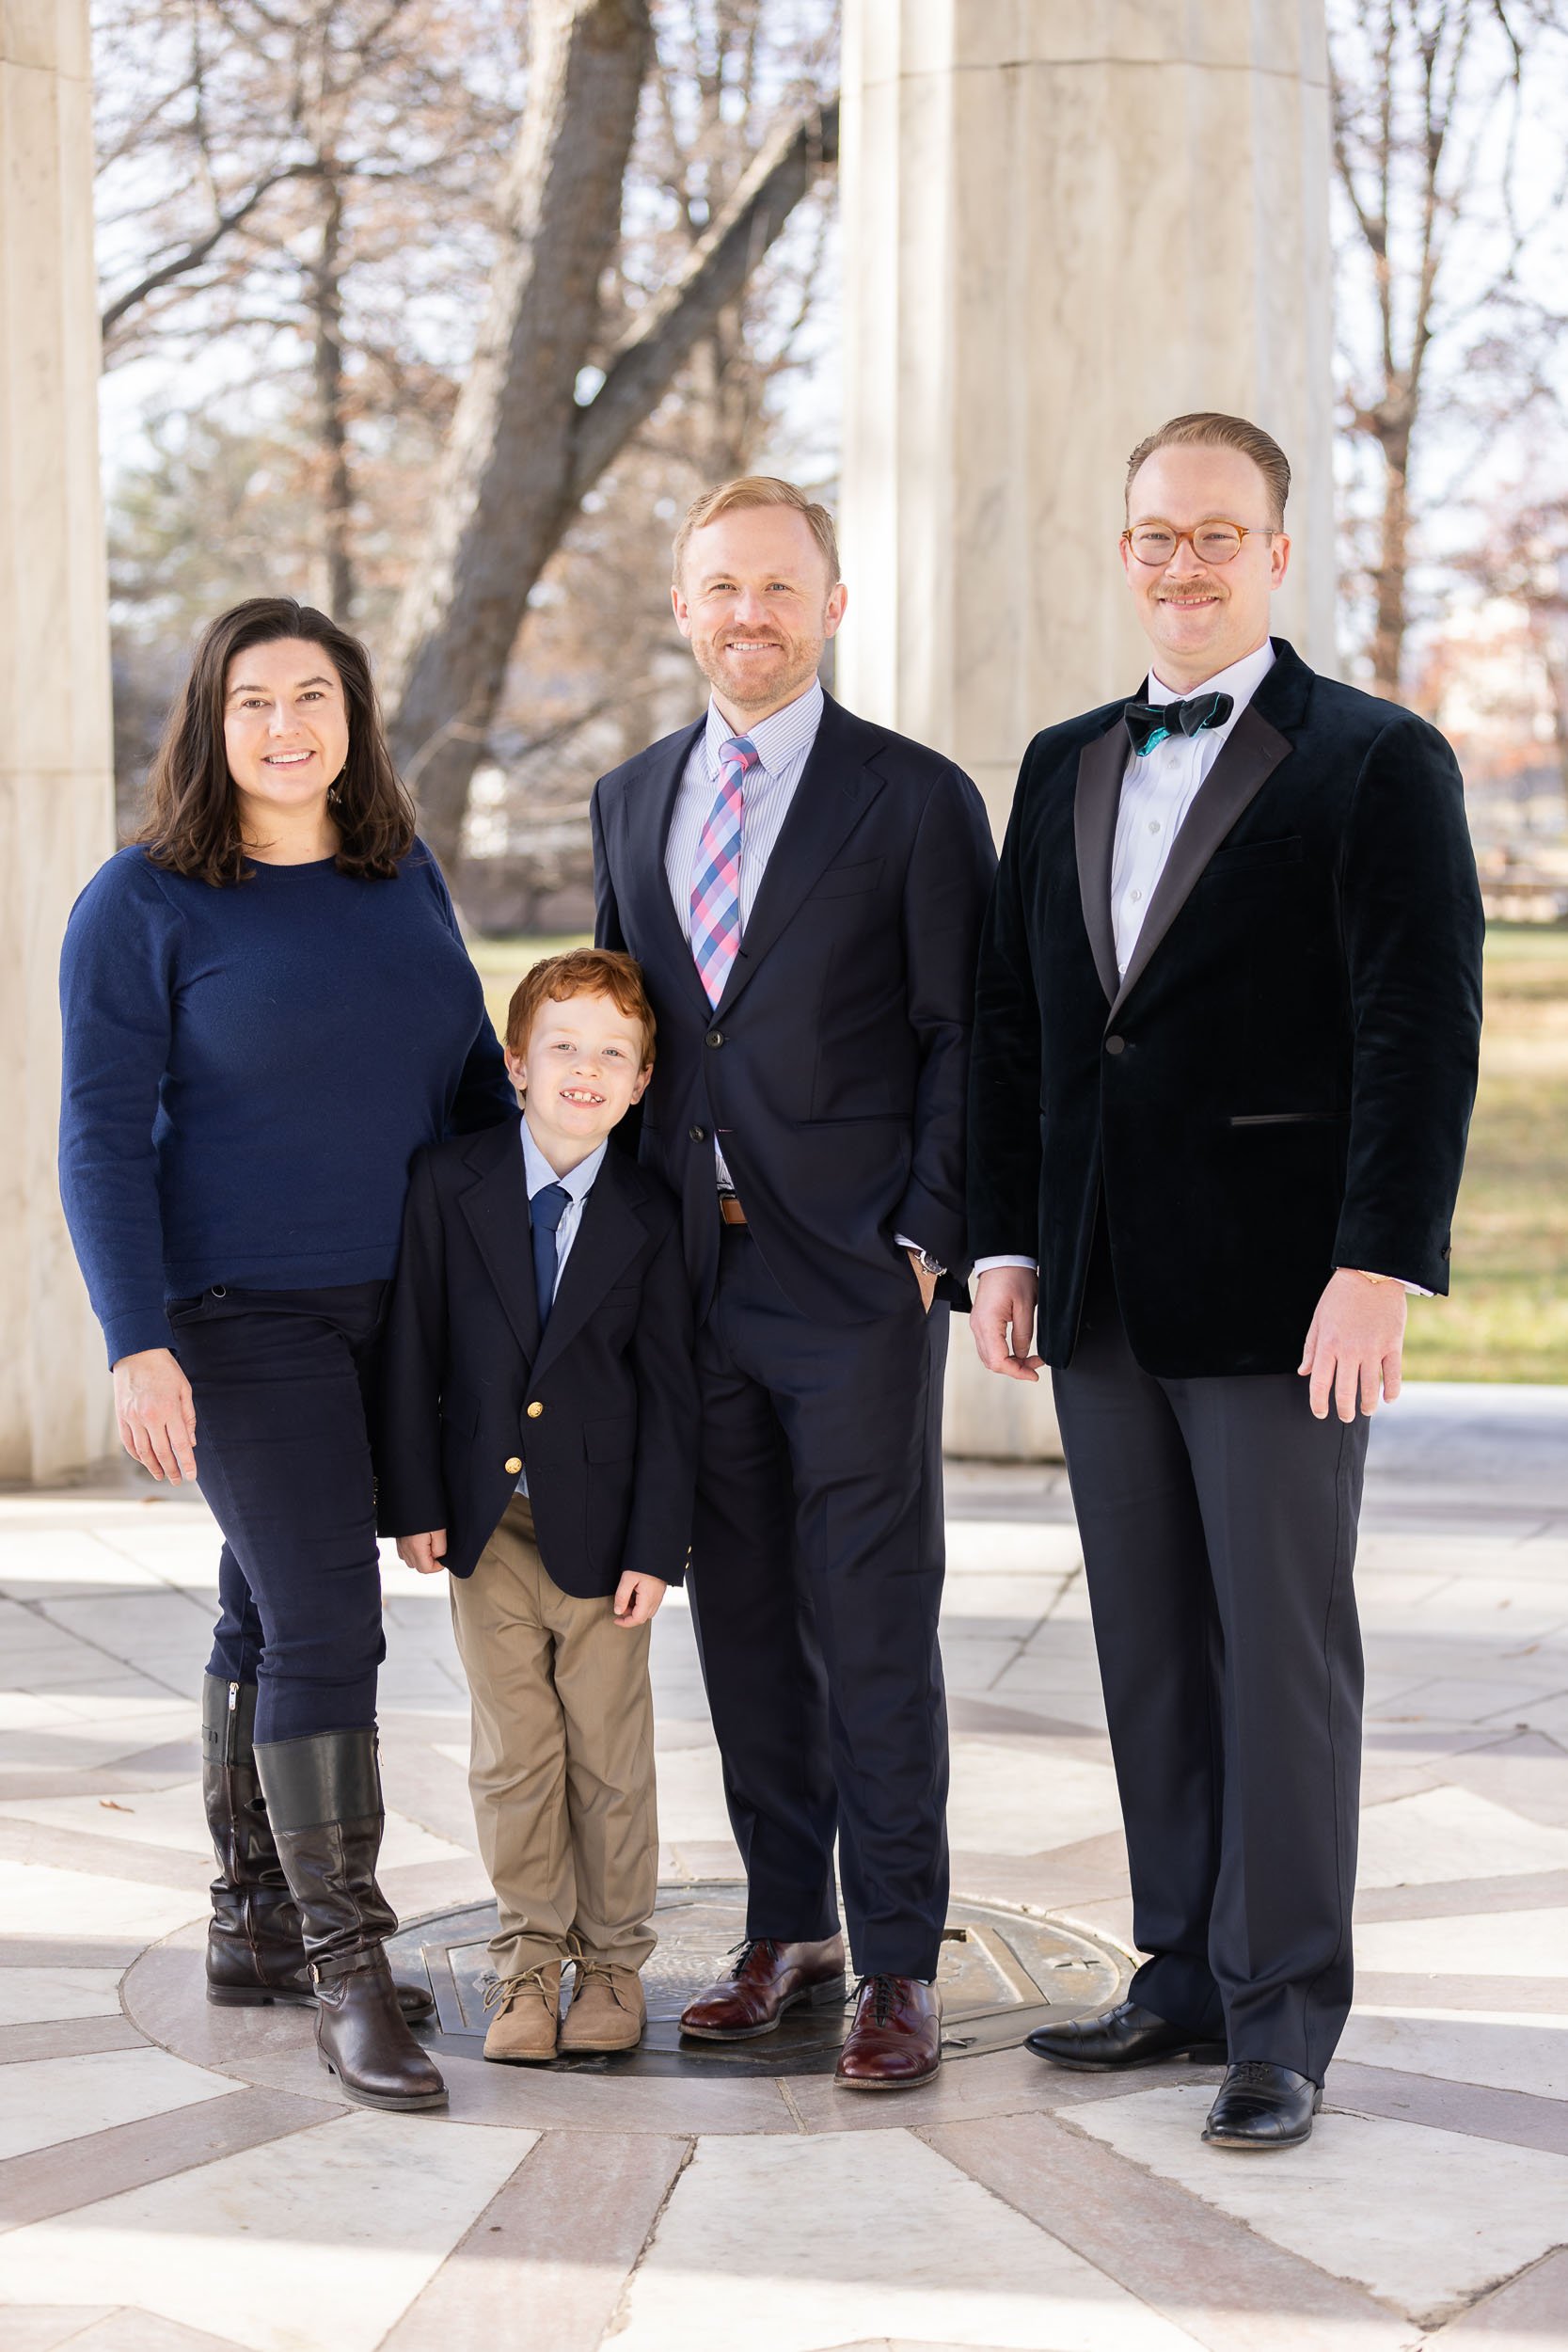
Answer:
[{"xmin": 137, "ymin": 597, "xmax": 418, "ymax": 885}]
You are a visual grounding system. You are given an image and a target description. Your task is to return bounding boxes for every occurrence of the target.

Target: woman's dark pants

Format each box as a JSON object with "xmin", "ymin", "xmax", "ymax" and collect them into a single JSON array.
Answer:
[{"xmin": 172, "ymin": 1281, "xmax": 389, "ymax": 1745}]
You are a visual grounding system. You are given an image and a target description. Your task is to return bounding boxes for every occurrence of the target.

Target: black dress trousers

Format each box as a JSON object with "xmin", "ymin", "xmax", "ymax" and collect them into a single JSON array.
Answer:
[
  {"xmin": 172, "ymin": 1280, "xmax": 390, "ymax": 1745},
  {"xmin": 1052, "ymin": 1235, "xmax": 1369, "ymax": 2083},
  {"xmin": 687, "ymin": 1227, "xmax": 951, "ymax": 1980}
]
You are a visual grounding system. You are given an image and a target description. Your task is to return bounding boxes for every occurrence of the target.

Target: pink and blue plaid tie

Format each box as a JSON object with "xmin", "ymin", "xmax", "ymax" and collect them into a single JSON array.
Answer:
[{"xmin": 689, "ymin": 735, "xmax": 758, "ymax": 1008}]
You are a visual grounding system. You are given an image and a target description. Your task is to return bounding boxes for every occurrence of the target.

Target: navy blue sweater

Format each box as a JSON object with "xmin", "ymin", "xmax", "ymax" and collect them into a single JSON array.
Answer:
[{"xmin": 59, "ymin": 842, "xmax": 515, "ymax": 1365}]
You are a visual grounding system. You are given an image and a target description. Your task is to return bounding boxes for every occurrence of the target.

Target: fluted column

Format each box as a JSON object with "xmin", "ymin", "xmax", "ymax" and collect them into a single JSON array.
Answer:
[
  {"xmin": 838, "ymin": 0, "xmax": 1336, "ymax": 1455},
  {"xmin": 838, "ymin": 0, "xmax": 1337, "ymax": 831},
  {"xmin": 0, "ymin": 0, "xmax": 116, "ymax": 1478}
]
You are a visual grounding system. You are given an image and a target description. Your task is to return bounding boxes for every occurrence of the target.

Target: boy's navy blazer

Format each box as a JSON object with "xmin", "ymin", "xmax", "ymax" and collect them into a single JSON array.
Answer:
[{"xmin": 377, "ymin": 1117, "xmax": 698, "ymax": 1594}]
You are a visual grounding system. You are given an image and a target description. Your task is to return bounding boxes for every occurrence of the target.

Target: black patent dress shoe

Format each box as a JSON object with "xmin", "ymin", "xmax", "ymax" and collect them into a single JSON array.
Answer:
[
  {"xmin": 1203, "ymin": 2060, "xmax": 1323, "ymax": 2149},
  {"xmin": 1026, "ymin": 1997, "xmax": 1227, "ymax": 2072}
]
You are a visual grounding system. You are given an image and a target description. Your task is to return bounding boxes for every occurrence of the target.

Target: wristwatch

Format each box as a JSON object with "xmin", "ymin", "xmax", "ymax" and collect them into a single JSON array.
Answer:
[{"xmin": 911, "ymin": 1248, "xmax": 946, "ymax": 1279}]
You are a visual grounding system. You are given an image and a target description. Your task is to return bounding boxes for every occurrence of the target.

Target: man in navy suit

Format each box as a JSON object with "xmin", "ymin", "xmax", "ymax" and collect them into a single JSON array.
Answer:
[{"xmin": 593, "ymin": 478, "xmax": 996, "ymax": 2090}]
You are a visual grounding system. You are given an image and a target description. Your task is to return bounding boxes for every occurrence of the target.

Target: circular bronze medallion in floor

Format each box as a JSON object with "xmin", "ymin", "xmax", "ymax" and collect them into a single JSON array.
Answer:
[{"xmin": 387, "ymin": 1883, "xmax": 1126, "ymax": 2079}]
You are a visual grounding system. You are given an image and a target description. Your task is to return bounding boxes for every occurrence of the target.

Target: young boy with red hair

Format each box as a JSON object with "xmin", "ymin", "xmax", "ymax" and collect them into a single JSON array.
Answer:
[{"xmin": 379, "ymin": 949, "xmax": 696, "ymax": 2062}]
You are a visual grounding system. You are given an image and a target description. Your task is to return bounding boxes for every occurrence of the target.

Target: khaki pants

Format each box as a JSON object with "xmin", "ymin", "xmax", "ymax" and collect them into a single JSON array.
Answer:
[{"xmin": 448, "ymin": 1494, "xmax": 657, "ymax": 1978}]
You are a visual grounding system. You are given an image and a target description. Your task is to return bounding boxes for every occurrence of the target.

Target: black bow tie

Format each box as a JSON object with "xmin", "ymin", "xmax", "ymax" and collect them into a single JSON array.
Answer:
[{"xmin": 1123, "ymin": 691, "xmax": 1234, "ymax": 757}]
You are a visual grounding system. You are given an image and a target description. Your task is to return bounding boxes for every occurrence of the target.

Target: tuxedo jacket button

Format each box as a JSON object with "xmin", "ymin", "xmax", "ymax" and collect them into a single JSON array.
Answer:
[
  {"xmin": 527, "ymin": 1401, "xmax": 545, "ymax": 1419},
  {"xmin": 706, "ymin": 1029, "xmax": 723, "ymax": 1047},
  {"xmin": 689, "ymin": 1124, "xmax": 707, "ymax": 1142},
  {"xmin": 504, "ymin": 1455, "xmax": 523, "ymax": 1474},
  {"xmin": 1105, "ymin": 1034, "xmax": 1126, "ymax": 1056}
]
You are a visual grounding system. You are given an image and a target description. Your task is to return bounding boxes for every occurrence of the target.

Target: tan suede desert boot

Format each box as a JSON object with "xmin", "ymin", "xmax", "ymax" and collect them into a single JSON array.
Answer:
[
  {"xmin": 559, "ymin": 1960, "xmax": 645, "ymax": 2054},
  {"xmin": 482, "ymin": 1962, "xmax": 562, "ymax": 2064}
]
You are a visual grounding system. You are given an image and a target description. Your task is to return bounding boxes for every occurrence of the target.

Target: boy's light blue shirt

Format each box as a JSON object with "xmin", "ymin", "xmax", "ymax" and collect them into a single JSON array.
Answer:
[{"xmin": 515, "ymin": 1116, "xmax": 607, "ymax": 1493}]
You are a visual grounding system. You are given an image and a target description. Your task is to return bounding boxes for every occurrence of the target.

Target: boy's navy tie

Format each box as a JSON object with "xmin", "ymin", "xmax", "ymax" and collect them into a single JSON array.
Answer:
[{"xmin": 530, "ymin": 1182, "xmax": 571, "ymax": 1327}]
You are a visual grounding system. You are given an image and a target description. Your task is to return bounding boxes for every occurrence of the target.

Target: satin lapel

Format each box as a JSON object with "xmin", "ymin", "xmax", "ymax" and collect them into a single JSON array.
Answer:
[
  {"xmin": 621, "ymin": 718, "xmax": 712, "ymax": 1025},
  {"xmin": 457, "ymin": 1126, "xmax": 540, "ymax": 1364},
  {"xmin": 1073, "ymin": 723, "xmax": 1127, "ymax": 1008},
  {"xmin": 712, "ymin": 697, "xmax": 885, "ymax": 1019},
  {"xmin": 1108, "ymin": 699, "xmax": 1293, "ymax": 1019},
  {"xmin": 529, "ymin": 1162, "xmax": 645, "ymax": 1387}
]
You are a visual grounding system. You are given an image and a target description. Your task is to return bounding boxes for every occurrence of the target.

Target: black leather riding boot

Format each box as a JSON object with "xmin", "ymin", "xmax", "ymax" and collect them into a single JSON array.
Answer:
[
  {"xmin": 201, "ymin": 1679, "xmax": 434, "ymax": 2021},
  {"xmin": 252, "ymin": 1726, "xmax": 447, "ymax": 2113}
]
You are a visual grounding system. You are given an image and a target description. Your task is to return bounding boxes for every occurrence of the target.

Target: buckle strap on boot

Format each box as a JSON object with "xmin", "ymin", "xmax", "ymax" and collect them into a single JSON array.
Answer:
[{"xmin": 309, "ymin": 1947, "xmax": 387, "ymax": 1990}]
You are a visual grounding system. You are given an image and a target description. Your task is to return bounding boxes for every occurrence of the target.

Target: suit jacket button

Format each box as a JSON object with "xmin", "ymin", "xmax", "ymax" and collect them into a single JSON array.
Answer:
[
  {"xmin": 689, "ymin": 1124, "xmax": 706, "ymax": 1142},
  {"xmin": 1105, "ymin": 1034, "xmax": 1126, "ymax": 1056},
  {"xmin": 504, "ymin": 1455, "xmax": 523, "ymax": 1474},
  {"xmin": 706, "ymin": 1029, "xmax": 723, "ymax": 1047},
  {"xmin": 527, "ymin": 1401, "xmax": 545, "ymax": 1419}
]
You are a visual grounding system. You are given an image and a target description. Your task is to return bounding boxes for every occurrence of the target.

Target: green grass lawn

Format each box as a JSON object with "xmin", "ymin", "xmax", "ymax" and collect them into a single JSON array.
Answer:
[
  {"xmin": 473, "ymin": 924, "xmax": 1568, "ymax": 1384},
  {"xmin": 1405, "ymin": 924, "xmax": 1568, "ymax": 1384}
]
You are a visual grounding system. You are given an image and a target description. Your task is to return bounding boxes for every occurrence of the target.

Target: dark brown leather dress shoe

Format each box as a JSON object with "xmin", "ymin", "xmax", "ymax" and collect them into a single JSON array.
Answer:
[
  {"xmin": 1203, "ymin": 2061, "xmax": 1322, "ymax": 2148},
  {"xmin": 835, "ymin": 1975, "xmax": 942, "ymax": 2090},
  {"xmin": 680, "ymin": 1935, "xmax": 847, "ymax": 2040},
  {"xmin": 1026, "ymin": 1997, "xmax": 1227, "ymax": 2072}
]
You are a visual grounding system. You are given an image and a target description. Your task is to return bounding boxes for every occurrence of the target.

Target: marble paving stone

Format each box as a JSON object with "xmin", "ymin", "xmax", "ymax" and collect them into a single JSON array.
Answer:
[
  {"xmin": 1338, "ymin": 2009, "xmax": 1568, "ymax": 2103},
  {"xmin": 1354, "ymin": 1907, "xmax": 1568, "ymax": 1980},
  {"xmin": 380, "ymin": 2131, "xmax": 686, "ymax": 2351},
  {"xmin": 648, "ymin": 1745, "xmax": 738, "ymax": 1844},
  {"xmin": 26, "ymin": 2316, "xmax": 247, "ymax": 2352},
  {"xmin": 1426, "ymin": 2247, "xmax": 1568, "ymax": 2341},
  {"xmin": 612, "ymin": 2128, "xmax": 1205, "ymax": 2352},
  {"xmin": 1446, "ymin": 1734, "xmax": 1568, "ymax": 1830},
  {"xmin": 0, "ymin": 2312, "xmax": 118, "ymax": 2350},
  {"xmin": 0, "ymin": 1853, "xmax": 201, "ymax": 1947},
  {"xmin": 945, "ymin": 1522, "xmax": 1085, "ymax": 1576},
  {"xmin": 0, "ymin": 1534, "xmax": 167, "ymax": 1595},
  {"xmin": 1355, "ymin": 1786, "xmax": 1568, "ymax": 1887},
  {"xmin": 1354, "ymin": 1863, "xmax": 1568, "ymax": 1919},
  {"xmin": 945, "ymin": 1743, "xmax": 1123, "ymax": 1856},
  {"xmin": 0, "ymin": 2048, "xmax": 235, "ymax": 2163},
  {"xmin": 0, "ymin": 1972, "xmax": 122, "ymax": 2026},
  {"xmin": 0, "ymin": 2089, "xmax": 324, "ymax": 2235},
  {"xmin": 1071, "ymin": 2086, "xmax": 1568, "ymax": 2327},
  {"xmin": 939, "ymin": 1573, "xmax": 1063, "ymax": 1627},
  {"xmin": 1329, "ymin": 2063, "xmax": 1568, "ymax": 2158},
  {"xmin": 929, "ymin": 2111, "xmax": 1418, "ymax": 2352},
  {"xmin": 0, "ymin": 2113, "xmax": 538, "ymax": 2352},
  {"xmin": 0, "ymin": 1822, "xmax": 212, "ymax": 1899},
  {"xmin": 0, "ymin": 1787, "xmax": 467, "ymax": 1872},
  {"xmin": 0, "ymin": 2019, "xmax": 143, "ymax": 2067}
]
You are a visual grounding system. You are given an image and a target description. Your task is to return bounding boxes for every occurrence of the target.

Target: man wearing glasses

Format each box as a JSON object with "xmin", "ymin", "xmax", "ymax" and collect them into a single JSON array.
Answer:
[{"xmin": 967, "ymin": 412, "xmax": 1483, "ymax": 2149}]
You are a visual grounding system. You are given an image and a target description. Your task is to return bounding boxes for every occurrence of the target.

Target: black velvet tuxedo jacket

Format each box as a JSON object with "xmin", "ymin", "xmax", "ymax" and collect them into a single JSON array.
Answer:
[
  {"xmin": 592, "ymin": 691, "xmax": 997, "ymax": 1324},
  {"xmin": 967, "ymin": 640, "xmax": 1485, "ymax": 1376},
  {"xmin": 376, "ymin": 1120, "xmax": 698, "ymax": 1593}
]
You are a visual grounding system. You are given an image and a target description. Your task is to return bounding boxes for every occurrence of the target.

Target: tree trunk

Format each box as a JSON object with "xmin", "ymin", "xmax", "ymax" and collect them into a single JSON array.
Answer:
[
  {"xmin": 312, "ymin": 174, "xmax": 356, "ymax": 621},
  {"xmin": 386, "ymin": 53, "xmax": 838, "ymax": 869},
  {"xmin": 384, "ymin": 0, "xmax": 655, "ymax": 860},
  {"xmin": 1370, "ymin": 428, "xmax": 1412, "ymax": 699}
]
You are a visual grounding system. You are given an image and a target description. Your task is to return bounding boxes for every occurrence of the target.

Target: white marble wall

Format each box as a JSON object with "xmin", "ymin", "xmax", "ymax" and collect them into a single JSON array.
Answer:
[
  {"xmin": 0, "ymin": 0, "xmax": 117, "ymax": 1477},
  {"xmin": 838, "ymin": 2, "xmax": 1337, "ymax": 1457}
]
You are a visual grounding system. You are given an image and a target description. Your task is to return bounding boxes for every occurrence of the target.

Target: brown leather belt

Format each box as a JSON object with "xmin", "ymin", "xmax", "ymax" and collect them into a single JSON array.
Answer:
[{"xmin": 719, "ymin": 1196, "xmax": 749, "ymax": 1227}]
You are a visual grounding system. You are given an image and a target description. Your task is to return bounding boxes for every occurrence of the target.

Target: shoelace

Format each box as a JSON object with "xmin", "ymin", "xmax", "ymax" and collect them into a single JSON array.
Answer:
[
  {"xmin": 1224, "ymin": 2059, "xmax": 1290, "ymax": 2090},
  {"xmin": 725, "ymin": 1936, "xmax": 777, "ymax": 1979},
  {"xmin": 483, "ymin": 1963, "xmax": 555, "ymax": 2012},
  {"xmin": 573, "ymin": 1959, "xmax": 631, "ymax": 2011},
  {"xmin": 847, "ymin": 1973, "xmax": 900, "ymax": 2026}
]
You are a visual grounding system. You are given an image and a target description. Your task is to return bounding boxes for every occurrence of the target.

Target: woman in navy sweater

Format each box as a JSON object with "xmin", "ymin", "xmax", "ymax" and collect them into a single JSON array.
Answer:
[{"xmin": 59, "ymin": 597, "xmax": 515, "ymax": 2113}]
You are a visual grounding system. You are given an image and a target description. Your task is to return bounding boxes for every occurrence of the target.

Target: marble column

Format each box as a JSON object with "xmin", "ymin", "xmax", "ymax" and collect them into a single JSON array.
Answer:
[
  {"xmin": 0, "ymin": 0, "xmax": 117, "ymax": 1479},
  {"xmin": 837, "ymin": 0, "xmax": 1336, "ymax": 1456}
]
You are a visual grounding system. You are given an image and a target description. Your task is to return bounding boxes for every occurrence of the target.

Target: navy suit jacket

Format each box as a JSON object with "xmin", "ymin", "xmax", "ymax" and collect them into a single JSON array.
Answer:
[
  {"xmin": 592, "ymin": 691, "xmax": 997, "ymax": 1324},
  {"xmin": 377, "ymin": 1120, "xmax": 698, "ymax": 1594}
]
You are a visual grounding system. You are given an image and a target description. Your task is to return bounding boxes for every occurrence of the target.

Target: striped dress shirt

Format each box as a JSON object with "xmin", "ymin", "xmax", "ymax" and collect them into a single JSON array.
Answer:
[{"xmin": 663, "ymin": 679, "xmax": 825, "ymax": 1200}]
